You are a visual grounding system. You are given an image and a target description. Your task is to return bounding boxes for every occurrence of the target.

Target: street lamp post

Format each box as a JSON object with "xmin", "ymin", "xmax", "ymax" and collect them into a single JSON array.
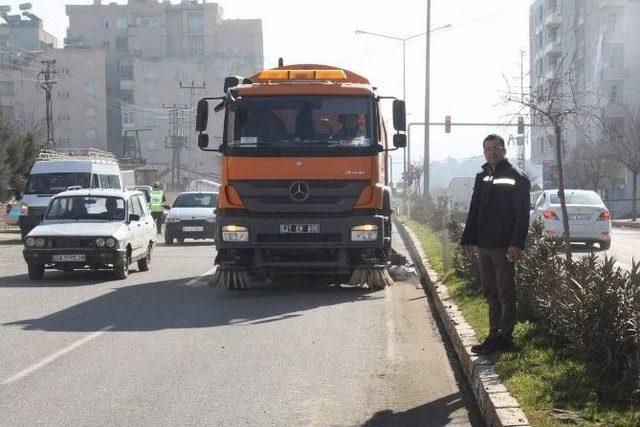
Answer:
[
  {"xmin": 424, "ymin": 0, "xmax": 431, "ymax": 197},
  {"xmin": 355, "ymin": 22, "xmax": 451, "ymax": 189}
]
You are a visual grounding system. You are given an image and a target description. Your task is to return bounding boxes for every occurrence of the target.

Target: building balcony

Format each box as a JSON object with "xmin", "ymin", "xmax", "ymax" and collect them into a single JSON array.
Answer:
[
  {"xmin": 544, "ymin": 40, "xmax": 562, "ymax": 55},
  {"xmin": 604, "ymin": 103, "xmax": 627, "ymax": 118},
  {"xmin": 544, "ymin": 13, "xmax": 562, "ymax": 27},
  {"xmin": 120, "ymin": 80, "xmax": 134, "ymax": 90},
  {"xmin": 602, "ymin": 65, "xmax": 627, "ymax": 81}
]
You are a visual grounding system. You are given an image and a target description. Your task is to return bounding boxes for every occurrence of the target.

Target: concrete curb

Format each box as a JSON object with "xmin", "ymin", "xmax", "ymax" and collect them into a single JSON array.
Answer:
[
  {"xmin": 611, "ymin": 220, "xmax": 640, "ymax": 229},
  {"xmin": 393, "ymin": 218, "xmax": 530, "ymax": 427}
]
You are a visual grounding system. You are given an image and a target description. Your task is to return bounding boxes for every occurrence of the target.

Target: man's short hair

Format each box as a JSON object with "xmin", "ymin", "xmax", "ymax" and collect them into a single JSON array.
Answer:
[{"xmin": 483, "ymin": 134, "xmax": 505, "ymax": 148}]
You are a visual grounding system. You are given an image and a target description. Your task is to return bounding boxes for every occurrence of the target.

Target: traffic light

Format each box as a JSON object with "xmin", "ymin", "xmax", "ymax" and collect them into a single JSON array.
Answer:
[
  {"xmin": 445, "ymin": 115, "xmax": 451, "ymax": 133},
  {"xmin": 517, "ymin": 116, "xmax": 525, "ymax": 134}
]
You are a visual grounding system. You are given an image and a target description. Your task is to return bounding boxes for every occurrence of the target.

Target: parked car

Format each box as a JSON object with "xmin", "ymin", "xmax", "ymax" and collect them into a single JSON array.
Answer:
[
  {"xmin": 530, "ymin": 189, "xmax": 611, "ymax": 250},
  {"xmin": 130, "ymin": 185, "xmax": 152, "ymax": 203},
  {"xmin": 23, "ymin": 188, "xmax": 156, "ymax": 280},
  {"xmin": 164, "ymin": 191, "xmax": 218, "ymax": 244}
]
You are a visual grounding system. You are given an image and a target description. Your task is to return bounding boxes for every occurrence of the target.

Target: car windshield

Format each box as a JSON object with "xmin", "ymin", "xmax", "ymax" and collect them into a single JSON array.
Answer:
[
  {"xmin": 228, "ymin": 96, "xmax": 374, "ymax": 147},
  {"xmin": 549, "ymin": 191, "xmax": 603, "ymax": 205},
  {"xmin": 26, "ymin": 173, "xmax": 91, "ymax": 195},
  {"xmin": 173, "ymin": 193, "xmax": 218, "ymax": 208},
  {"xmin": 46, "ymin": 196, "xmax": 126, "ymax": 221}
]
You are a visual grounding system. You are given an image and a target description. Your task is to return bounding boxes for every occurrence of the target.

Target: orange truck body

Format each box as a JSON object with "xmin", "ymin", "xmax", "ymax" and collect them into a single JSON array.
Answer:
[{"xmin": 199, "ymin": 64, "xmax": 401, "ymax": 278}]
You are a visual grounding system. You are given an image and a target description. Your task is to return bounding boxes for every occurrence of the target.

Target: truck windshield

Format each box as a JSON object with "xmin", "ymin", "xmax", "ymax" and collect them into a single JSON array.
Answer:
[
  {"xmin": 173, "ymin": 193, "xmax": 218, "ymax": 208},
  {"xmin": 228, "ymin": 96, "xmax": 374, "ymax": 147},
  {"xmin": 46, "ymin": 196, "xmax": 126, "ymax": 221},
  {"xmin": 26, "ymin": 173, "xmax": 91, "ymax": 195}
]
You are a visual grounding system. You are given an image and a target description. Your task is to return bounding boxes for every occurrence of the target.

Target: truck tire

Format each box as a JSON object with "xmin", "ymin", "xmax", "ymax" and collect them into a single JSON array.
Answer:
[{"xmin": 27, "ymin": 263, "xmax": 44, "ymax": 280}]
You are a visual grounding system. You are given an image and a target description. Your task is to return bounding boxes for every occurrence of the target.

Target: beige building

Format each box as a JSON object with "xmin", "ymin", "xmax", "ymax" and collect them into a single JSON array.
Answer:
[
  {"xmin": 66, "ymin": 0, "xmax": 264, "ymax": 179},
  {"xmin": 0, "ymin": 9, "xmax": 108, "ymax": 151}
]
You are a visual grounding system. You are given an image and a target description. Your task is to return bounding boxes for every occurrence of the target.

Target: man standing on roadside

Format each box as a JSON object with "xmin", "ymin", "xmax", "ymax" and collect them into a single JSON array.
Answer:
[{"xmin": 460, "ymin": 134, "xmax": 531, "ymax": 355}]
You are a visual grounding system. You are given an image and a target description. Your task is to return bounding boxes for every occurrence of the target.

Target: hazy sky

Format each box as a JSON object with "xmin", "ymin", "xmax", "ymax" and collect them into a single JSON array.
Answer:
[{"xmin": 3, "ymin": 0, "xmax": 532, "ymax": 178}]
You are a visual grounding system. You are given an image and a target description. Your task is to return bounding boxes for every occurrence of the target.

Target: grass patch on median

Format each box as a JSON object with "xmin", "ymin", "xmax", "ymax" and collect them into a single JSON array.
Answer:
[{"xmin": 401, "ymin": 218, "xmax": 640, "ymax": 427}]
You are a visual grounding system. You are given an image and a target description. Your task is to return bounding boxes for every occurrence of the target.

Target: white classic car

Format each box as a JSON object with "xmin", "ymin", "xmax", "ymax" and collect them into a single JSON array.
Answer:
[{"xmin": 22, "ymin": 189, "xmax": 156, "ymax": 280}]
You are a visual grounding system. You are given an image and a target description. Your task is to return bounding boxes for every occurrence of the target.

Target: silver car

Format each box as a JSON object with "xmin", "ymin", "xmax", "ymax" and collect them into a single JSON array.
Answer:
[
  {"xmin": 164, "ymin": 191, "xmax": 218, "ymax": 244},
  {"xmin": 531, "ymin": 189, "xmax": 611, "ymax": 250}
]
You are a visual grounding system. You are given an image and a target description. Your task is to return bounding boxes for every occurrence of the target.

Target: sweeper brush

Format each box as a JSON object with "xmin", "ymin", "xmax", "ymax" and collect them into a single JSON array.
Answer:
[
  {"xmin": 209, "ymin": 264, "xmax": 256, "ymax": 290},
  {"xmin": 347, "ymin": 264, "xmax": 394, "ymax": 291}
]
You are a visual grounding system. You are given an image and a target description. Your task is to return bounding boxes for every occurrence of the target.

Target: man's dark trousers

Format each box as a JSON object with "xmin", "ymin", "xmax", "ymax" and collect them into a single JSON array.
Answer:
[{"xmin": 476, "ymin": 247, "xmax": 516, "ymax": 340}]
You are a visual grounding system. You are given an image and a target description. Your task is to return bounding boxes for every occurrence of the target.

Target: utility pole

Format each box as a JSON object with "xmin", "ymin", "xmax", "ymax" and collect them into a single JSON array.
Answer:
[
  {"xmin": 179, "ymin": 80, "xmax": 206, "ymax": 135},
  {"xmin": 37, "ymin": 59, "xmax": 57, "ymax": 149},
  {"xmin": 423, "ymin": 0, "xmax": 431, "ymax": 196},
  {"xmin": 163, "ymin": 104, "xmax": 187, "ymax": 191},
  {"xmin": 122, "ymin": 128, "xmax": 153, "ymax": 164}
]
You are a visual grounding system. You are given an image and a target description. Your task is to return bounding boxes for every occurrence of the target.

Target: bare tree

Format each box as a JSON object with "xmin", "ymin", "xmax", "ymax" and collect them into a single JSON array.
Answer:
[
  {"xmin": 564, "ymin": 142, "xmax": 622, "ymax": 192},
  {"xmin": 504, "ymin": 54, "xmax": 602, "ymax": 263},
  {"xmin": 604, "ymin": 106, "xmax": 640, "ymax": 221}
]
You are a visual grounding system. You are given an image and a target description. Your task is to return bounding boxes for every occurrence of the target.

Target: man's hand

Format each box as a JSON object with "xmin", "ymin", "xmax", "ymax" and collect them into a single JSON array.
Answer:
[{"xmin": 507, "ymin": 246, "xmax": 523, "ymax": 263}]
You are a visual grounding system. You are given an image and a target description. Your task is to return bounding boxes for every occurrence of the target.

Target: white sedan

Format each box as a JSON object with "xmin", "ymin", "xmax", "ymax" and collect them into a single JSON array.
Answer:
[
  {"xmin": 531, "ymin": 189, "xmax": 611, "ymax": 250},
  {"xmin": 23, "ymin": 189, "xmax": 156, "ymax": 280}
]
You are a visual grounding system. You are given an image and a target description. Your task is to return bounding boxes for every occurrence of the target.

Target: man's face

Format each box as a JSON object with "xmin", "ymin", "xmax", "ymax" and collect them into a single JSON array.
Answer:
[{"xmin": 483, "ymin": 138, "xmax": 506, "ymax": 165}]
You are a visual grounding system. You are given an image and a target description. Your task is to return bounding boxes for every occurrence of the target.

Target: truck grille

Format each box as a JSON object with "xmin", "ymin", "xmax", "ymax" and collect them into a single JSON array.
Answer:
[{"xmin": 230, "ymin": 180, "xmax": 369, "ymax": 213}]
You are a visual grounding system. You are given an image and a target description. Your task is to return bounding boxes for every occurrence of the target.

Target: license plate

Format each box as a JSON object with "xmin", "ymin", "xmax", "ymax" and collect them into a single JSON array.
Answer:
[
  {"xmin": 569, "ymin": 215, "xmax": 590, "ymax": 221},
  {"xmin": 279, "ymin": 224, "xmax": 320, "ymax": 234},
  {"xmin": 52, "ymin": 254, "xmax": 86, "ymax": 262},
  {"xmin": 183, "ymin": 226, "xmax": 204, "ymax": 232}
]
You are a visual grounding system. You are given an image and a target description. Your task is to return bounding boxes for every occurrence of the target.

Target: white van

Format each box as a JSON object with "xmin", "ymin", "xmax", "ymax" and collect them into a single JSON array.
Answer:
[{"xmin": 18, "ymin": 149, "xmax": 122, "ymax": 239}]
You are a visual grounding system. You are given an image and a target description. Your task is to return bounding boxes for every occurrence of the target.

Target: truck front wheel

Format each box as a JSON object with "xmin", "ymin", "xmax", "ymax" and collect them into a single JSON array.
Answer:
[{"xmin": 28, "ymin": 263, "xmax": 44, "ymax": 280}]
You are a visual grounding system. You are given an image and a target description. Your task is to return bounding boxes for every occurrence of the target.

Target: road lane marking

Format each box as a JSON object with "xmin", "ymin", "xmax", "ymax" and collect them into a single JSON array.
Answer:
[
  {"xmin": 185, "ymin": 267, "xmax": 216, "ymax": 286},
  {"xmin": 2, "ymin": 325, "xmax": 116, "ymax": 385}
]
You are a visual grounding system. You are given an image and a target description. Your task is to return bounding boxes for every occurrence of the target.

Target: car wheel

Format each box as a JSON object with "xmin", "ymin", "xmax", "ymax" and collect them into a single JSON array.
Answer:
[
  {"xmin": 164, "ymin": 232, "xmax": 173, "ymax": 245},
  {"xmin": 599, "ymin": 241, "xmax": 611, "ymax": 251},
  {"xmin": 138, "ymin": 244, "xmax": 151, "ymax": 272},
  {"xmin": 177, "ymin": 237, "xmax": 184, "ymax": 244},
  {"xmin": 114, "ymin": 252, "xmax": 129, "ymax": 280},
  {"xmin": 27, "ymin": 263, "xmax": 44, "ymax": 280}
]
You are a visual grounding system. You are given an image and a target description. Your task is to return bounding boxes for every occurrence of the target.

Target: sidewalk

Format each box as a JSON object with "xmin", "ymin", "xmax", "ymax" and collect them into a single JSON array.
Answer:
[{"xmin": 611, "ymin": 219, "xmax": 640, "ymax": 229}]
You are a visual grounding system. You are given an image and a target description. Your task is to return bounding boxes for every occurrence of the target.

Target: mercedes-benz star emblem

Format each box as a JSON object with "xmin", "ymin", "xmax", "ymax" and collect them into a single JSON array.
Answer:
[{"xmin": 289, "ymin": 181, "xmax": 310, "ymax": 203}]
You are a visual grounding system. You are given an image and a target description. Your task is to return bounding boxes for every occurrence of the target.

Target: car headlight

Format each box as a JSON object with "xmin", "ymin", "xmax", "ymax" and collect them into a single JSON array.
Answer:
[
  {"xmin": 25, "ymin": 237, "xmax": 35, "ymax": 247},
  {"xmin": 350, "ymin": 224, "xmax": 379, "ymax": 242},
  {"xmin": 222, "ymin": 225, "xmax": 249, "ymax": 242},
  {"xmin": 20, "ymin": 203, "xmax": 29, "ymax": 216},
  {"xmin": 96, "ymin": 237, "xmax": 106, "ymax": 247},
  {"xmin": 166, "ymin": 217, "xmax": 180, "ymax": 223},
  {"xmin": 34, "ymin": 237, "xmax": 46, "ymax": 247},
  {"xmin": 105, "ymin": 238, "xmax": 117, "ymax": 248}
]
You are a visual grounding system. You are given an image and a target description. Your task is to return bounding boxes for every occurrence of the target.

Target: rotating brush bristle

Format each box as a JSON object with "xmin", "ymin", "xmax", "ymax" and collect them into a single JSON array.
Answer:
[
  {"xmin": 347, "ymin": 264, "xmax": 394, "ymax": 290},
  {"xmin": 209, "ymin": 264, "xmax": 256, "ymax": 290}
]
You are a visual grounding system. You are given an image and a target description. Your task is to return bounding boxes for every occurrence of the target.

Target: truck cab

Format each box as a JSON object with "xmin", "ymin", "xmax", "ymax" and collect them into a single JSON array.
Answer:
[{"xmin": 197, "ymin": 64, "xmax": 406, "ymax": 290}]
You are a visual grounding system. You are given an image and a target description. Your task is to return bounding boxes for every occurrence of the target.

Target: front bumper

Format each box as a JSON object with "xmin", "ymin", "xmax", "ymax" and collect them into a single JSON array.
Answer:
[
  {"xmin": 542, "ymin": 220, "xmax": 611, "ymax": 242},
  {"xmin": 23, "ymin": 248, "xmax": 125, "ymax": 267},
  {"xmin": 165, "ymin": 221, "xmax": 216, "ymax": 239},
  {"xmin": 215, "ymin": 213, "xmax": 388, "ymax": 270}
]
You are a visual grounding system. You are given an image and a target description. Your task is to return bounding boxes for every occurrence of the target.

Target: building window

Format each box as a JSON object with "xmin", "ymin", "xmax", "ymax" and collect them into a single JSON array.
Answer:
[
  {"xmin": 85, "ymin": 107, "xmax": 96, "ymax": 117},
  {"xmin": 101, "ymin": 19, "xmax": 109, "ymax": 29},
  {"xmin": 175, "ymin": 68, "xmax": 187, "ymax": 81},
  {"xmin": 122, "ymin": 112, "xmax": 134, "ymax": 127},
  {"xmin": 604, "ymin": 12, "xmax": 618, "ymax": 33},
  {"xmin": 146, "ymin": 92, "xmax": 157, "ymax": 104},
  {"xmin": 116, "ymin": 18, "xmax": 128, "ymax": 29},
  {"xmin": 58, "ymin": 137, "xmax": 71, "ymax": 146},
  {"xmin": 85, "ymin": 129, "xmax": 97, "ymax": 140},
  {"xmin": 144, "ymin": 117, "xmax": 157, "ymax": 127},
  {"xmin": 119, "ymin": 63, "xmax": 134, "ymax": 80},
  {"xmin": 175, "ymin": 91, "xmax": 186, "ymax": 105},
  {"xmin": 135, "ymin": 16, "xmax": 160, "ymax": 27},
  {"xmin": 607, "ymin": 43, "xmax": 624, "ymax": 69},
  {"xmin": 120, "ymin": 89, "xmax": 134, "ymax": 103},
  {"xmin": 144, "ymin": 69, "xmax": 156, "ymax": 81},
  {"xmin": 187, "ymin": 14, "xmax": 203, "ymax": 31},
  {"xmin": 84, "ymin": 84, "xmax": 95, "ymax": 94},
  {"xmin": 115, "ymin": 37, "xmax": 128, "ymax": 53},
  {"xmin": 84, "ymin": 59, "xmax": 94, "ymax": 70},
  {"xmin": 59, "ymin": 68, "xmax": 70, "ymax": 75},
  {"xmin": 608, "ymin": 85, "xmax": 623, "ymax": 105},
  {"xmin": 188, "ymin": 37, "xmax": 204, "ymax": 55},
  {"xmin": 102, "ymin": 41, "xmax": 111, "ymax": 50},
  {"xmin": 57, "ymin": 91, "xmax": 71, "ymax": 99},
  {"xmin": 57, "ymin": 114, "xmax": 71, "ymax": 124},
  {"xmin": 0, "ymin": 81, "xmax": 14, "ymax": 96}
]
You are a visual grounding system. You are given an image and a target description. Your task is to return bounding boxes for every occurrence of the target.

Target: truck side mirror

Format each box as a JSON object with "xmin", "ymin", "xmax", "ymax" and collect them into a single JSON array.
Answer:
[
  {"xmin": 393, "ymin": 133, "xmax": 407, "ymax": 148},
  {"xmin": 196, "ymin": 99, "xmax": 209, "ymax": 132},
  {"xmin": 198, "ymin": 133, "xmax": 209, "ymax": 149},
  {"xmin": 392, "ymin": 100, "xmax": 406, "ymax": 132}
]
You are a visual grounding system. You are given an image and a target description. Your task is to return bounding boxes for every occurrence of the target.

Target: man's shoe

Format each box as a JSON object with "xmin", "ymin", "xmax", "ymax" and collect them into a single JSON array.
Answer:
[
  {"xmin": 470, "ymin": 336, "xmax": 497, "ymax": 354},
  {"xmin": 493, "ymin": 335, "xmax": 514, "ymax": 351}
]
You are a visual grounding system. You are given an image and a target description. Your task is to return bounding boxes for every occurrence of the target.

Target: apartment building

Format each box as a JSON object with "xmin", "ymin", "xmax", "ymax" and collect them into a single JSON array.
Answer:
[
  {"xmin": 66, "ymin": 0, "xmax": 264, "ymax": 178},
  {"xmin": 529, "ymin": 0, "xmax": 640, "ymax": 213}
]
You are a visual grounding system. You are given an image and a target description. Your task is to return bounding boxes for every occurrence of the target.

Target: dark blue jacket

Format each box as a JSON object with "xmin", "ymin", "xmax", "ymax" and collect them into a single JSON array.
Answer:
[{"xmin": 461, "ymin": 159, "xmax": 531, "ymax": 249}]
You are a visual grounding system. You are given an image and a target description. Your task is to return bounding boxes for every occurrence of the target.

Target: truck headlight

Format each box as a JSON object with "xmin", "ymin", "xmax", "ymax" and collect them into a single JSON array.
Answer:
[
  {"xmin": 25, "ymin": 237, "xmax": 35, "ymax": 247},
  {"xmin": 222, "ymin": 225, "xmax": 249, "ymax": 242},
  {"xmin": 166, "ymin": 217, "xmax": 180, "ymax": 223},
  {"xmin": 20, "ymin": 203, "xmax": 29, "ymax": 216},
  {"xmin": 106, "ymin": 238, "xmax": 117, "ymax": 248},
  {"xmin": 96, "ymin": 237, "xmax": 106, "ymax": 247},
  {"xmin": 34, "ymin": 237, "xmax": 46, "ymax": 247},
  {"xmin": 350, "ymin": 224, "xmax": 378, "ymax": 242}
]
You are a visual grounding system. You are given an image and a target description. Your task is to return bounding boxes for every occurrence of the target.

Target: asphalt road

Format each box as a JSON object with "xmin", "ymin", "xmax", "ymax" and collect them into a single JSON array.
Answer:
[
  {"xmin": 0, "ymin": 230, "xmax": 481, "ymax": 426},
  {"xmin": 570, "ymin": 227, "xmax": 640, "ymax": 270}
]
